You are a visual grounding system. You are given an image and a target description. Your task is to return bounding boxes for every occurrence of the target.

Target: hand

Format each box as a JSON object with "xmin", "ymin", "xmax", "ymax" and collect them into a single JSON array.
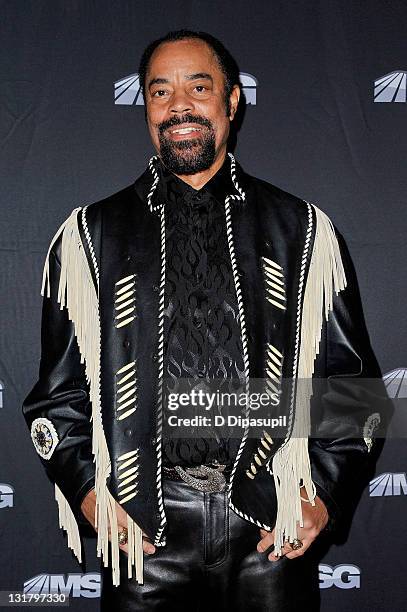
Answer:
[
  {"xmin": 80, "ymin": 488, "xmax": 156, "ymax": 555},
  {"xmin": 256, "ymin": 494, "xmax": 328, "ymax": 561}
]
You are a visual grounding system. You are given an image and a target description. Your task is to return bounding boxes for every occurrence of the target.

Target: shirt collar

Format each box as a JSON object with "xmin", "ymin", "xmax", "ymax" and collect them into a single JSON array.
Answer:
[
  {"xmin": 144, "ymin": 152, "xmax": 246, "ymax": 213},
  {"xmin": 156, "ymin": 154, "xmax": 234, "ymax": 208}
]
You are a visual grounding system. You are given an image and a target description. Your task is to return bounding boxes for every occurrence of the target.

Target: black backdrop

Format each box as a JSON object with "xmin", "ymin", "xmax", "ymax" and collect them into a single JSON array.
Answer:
[{"xmin": 1, "ymin": 1, "xmax": 406, "ymax": 610}]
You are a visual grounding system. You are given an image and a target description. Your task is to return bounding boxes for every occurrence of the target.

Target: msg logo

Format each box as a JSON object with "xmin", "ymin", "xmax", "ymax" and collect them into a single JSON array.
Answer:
[
  {"xmin": 319, "ymin": 564, "xmax": 360, "ymax": 589},
  {"xmin": 23, "ymin": 573, "xmax": 100, "ymax": 598},
  {"xmin": 0, "ymin": 484, "xmax": 14, "ymax": 508}
]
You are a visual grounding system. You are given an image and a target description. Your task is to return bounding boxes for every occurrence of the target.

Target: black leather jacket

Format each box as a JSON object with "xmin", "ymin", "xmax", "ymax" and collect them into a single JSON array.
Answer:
[{"xmin": 22, "ymin": 154, "xmax": 391, "ymax": 546}]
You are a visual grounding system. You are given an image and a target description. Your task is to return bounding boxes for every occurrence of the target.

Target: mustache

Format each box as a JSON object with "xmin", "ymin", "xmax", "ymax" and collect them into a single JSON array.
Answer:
[{"xmin": 158, "ymin": 113, "xmax": 212, "ymax": 134}]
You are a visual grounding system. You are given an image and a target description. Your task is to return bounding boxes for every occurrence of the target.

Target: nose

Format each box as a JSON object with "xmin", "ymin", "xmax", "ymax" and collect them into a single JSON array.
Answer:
[{"xmin": 170, "ymin": 88, "xmax": 194, "ymax": 115}]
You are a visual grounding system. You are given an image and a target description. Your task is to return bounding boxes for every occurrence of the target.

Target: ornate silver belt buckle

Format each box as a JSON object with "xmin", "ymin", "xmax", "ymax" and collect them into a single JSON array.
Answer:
[{"xmin": 174, "ymin": 464, "xmax": 227, "ymax": 492}]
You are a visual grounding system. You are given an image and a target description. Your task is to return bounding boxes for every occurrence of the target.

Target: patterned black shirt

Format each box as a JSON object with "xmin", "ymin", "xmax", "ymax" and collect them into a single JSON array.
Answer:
[{"xmin": 156, "ymin": 155, "xmax": 246, "ymax": 468}]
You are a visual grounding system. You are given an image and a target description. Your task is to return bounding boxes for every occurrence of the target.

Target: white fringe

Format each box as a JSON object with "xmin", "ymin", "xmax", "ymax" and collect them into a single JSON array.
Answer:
[
  {"xmin": 41, "ymin": 207, "xmax": 144, "ymax": 586},
  {"xmin": 55, "ymin": 483, "xmax": 82, "ymax": 563},
  {"xmin": 271, "ymin": 204, "xmax": 347, "ymax": 554}
]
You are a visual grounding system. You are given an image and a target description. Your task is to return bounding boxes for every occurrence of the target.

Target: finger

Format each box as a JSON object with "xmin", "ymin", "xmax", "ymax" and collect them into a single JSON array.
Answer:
[
  {"xmin": 267, "ymin": 541, "xmax": 292, "ymax": 562},
  {"xmin": 105, "ymin": 518, "xmax": 158, "ymax": 556},
  {"xmin": 120, "ymin": 540, "xmax": 155, "ymax": 555},
  {"xmin": 284, "ymin": 537, "xmax": 312, "ymax": 559},
  {"xmin": 143, "ymin": 537, "xmax": 156, "ymax": 555},
  {"xmin": 115, "ymin": 530, "xmax": 156, "ymax": 556},
  {"xmin": 270, "ymin": 535, "xmax": 312, "ymax": 561},
  {"xmin": 257, "ymin": 528, "xmax": 275, "ymax": 553},
  {"xmin": 142, "ymin": 531, "xmax": 156, "ymax": 555},
  {"xmin": 140, "ymin": 529, "xmax": 156, "ymax": 554}
]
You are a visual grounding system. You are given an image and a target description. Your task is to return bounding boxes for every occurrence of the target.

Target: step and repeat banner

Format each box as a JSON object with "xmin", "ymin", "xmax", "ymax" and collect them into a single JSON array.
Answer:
[{"xmin": 1, "ymin": 1, "xmax": 406, "ymax": 610}]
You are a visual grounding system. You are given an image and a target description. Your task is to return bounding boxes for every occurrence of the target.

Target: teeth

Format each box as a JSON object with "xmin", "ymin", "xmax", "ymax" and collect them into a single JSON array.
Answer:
[{"xmin": 172, "ymin": 127, "xmax": 201, "ymax": 134}]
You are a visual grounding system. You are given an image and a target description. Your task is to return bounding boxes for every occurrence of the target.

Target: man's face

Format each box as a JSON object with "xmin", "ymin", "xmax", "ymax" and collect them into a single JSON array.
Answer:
[{"xmin": 144, "ymin": 38, "xmax": 239, "ymax": 175}]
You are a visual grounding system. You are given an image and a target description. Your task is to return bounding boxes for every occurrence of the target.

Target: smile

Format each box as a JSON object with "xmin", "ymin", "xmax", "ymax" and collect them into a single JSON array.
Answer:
[{"xmin": 170, "ymin": 126, "xmax": 202, "ymax": 134}]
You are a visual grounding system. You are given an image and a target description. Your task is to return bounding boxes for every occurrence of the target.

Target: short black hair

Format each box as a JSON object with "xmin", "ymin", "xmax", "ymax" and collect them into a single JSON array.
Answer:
[{"xmin": 138, "ymin": 29, "xmax": 240, "ymax": 114}]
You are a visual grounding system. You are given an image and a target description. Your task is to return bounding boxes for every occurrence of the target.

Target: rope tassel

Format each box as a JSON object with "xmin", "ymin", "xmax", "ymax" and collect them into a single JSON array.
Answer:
[
  {"xmin": 270, "ymin": 203, "xmax": 347, "ymax": 555},
  {"xmin": 54, "ymin": 483, "xmax": 82, "ymax": 563},
  {"xmin": 41, "ymin": 207, "xmax": 144, "ymax": 586}
]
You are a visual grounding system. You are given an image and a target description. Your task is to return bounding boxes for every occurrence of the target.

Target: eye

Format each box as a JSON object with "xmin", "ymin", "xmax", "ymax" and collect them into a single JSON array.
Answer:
[
  {"xmin": 152, "ymin": 89, "xmax": 168, "ymax": 97},
  {"xmin": 194, "ymin": 85, "xmax": 207, "ymax": 93}
]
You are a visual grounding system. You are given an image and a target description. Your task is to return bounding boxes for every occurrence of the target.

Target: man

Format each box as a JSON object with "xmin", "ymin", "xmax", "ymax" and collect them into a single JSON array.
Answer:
[{"xmin": 22, "ymin": 29, "xmax": 390, "ymax": 610}]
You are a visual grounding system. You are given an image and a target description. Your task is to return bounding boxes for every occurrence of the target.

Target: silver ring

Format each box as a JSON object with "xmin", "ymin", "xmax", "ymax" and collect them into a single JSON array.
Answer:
[{"xmin": 290, "ymin": 538, "xmax": 303, "ymax": 550}]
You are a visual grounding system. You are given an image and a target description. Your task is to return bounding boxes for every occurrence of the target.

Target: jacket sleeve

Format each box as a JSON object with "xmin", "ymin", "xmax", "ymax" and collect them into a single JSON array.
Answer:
[
  {"xmin": 22, "ymin": 236, "xmax": 96, "ymax": 526},
  {"xmin": 308, "ymin": 228, "xmax": 393, "ymax": 534}
]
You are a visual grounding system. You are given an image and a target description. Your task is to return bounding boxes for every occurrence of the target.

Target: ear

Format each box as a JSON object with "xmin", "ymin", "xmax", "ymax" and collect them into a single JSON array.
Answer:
[{"xmin": 229, "ymin": 84, "xmax": 240, "ymax": 121}]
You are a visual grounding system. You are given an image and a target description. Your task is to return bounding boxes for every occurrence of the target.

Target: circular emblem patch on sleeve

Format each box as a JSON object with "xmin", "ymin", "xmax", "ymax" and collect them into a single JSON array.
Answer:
[{"xmin": 31, "ymin": 418, "xmax": 60, "ymax": 460}]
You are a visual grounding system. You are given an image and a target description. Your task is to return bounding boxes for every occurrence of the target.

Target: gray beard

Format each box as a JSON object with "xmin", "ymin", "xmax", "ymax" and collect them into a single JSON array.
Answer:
[{"xmin": 158, "ymin": 132, "xmax": 216, "ymax": 175}]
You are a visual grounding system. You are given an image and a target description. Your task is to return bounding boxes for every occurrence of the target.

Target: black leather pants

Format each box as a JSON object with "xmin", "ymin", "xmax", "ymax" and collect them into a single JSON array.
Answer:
[{"xmin": 100, "ymin": 477, "xmax": 321, "ymax": 611}]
